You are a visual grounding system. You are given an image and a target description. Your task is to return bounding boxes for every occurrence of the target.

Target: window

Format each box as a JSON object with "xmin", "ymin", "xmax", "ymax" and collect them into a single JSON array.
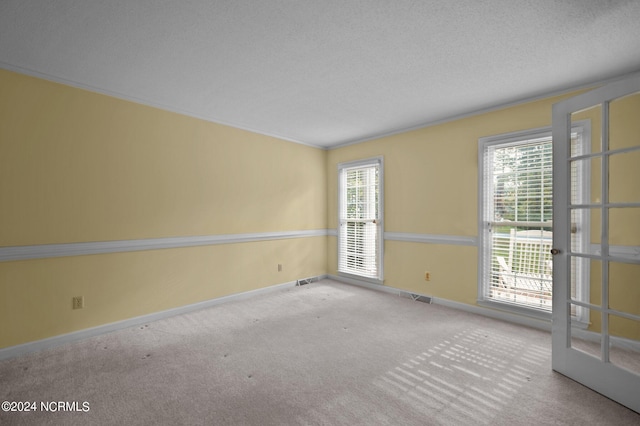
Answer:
[
  {"xmin": 479, "ymin": 125, "xmax": 589, "ymax": 320},
  {"xmin": 338, "ymin": 157, "xmax": 383, "ymax": 282}
]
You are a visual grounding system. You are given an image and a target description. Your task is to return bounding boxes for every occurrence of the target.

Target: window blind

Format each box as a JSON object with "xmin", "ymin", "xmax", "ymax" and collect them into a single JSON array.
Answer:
[
  {"xmin": 484, "ymin": 136, "xmax": 554, "ymax": 310},
  {"xmin": 338, "ymin": 162, "xmax": 380, "ymax": 279},
  {"xmin": 480, "ymin": 126, "xmax": 589, "ymax": 318}
]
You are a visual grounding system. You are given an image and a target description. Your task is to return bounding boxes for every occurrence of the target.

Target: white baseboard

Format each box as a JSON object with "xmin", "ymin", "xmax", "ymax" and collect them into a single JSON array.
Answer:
[
  {"xmin": 0, "ymin": 275, "xmax": 327, "ymax": 361},
  {"xmin": 327, "ymin": 274, "xmax": 408, "ymax": 297},
  {"xmin": 433, "ymin": 297, "xmax": 552, "ymax": 331},
  {"xmin": 329, "ymin": 275, "xmax": 640, "ymax": 353},
  {"xmin": 327, "ymin": 274, "xmax": 551, "ymax": 331},
  {"xmin": 4, "ymin": 273, "xmax": 635, "ymax": 361},
  {"xmin": 571, "ymin": 327, "xmax": 640, "ymax": 353}
]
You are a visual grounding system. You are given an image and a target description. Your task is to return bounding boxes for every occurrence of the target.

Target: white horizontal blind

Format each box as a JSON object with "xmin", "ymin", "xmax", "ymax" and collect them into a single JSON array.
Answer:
[
  {"xmin": 480, "ymin": 126, "xmax": 589, "ymax": 316},
  {"xmin": 484, "ymin": 136, "xmax": 554, "ymax": 310},
  {"xmin": 338, "ymin": 161, "xmax": 380, "ymax": 279}
]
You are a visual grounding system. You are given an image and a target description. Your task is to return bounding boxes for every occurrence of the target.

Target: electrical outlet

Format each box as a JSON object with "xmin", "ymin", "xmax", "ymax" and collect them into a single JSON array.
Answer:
[
  {"xmin": 424, "ymin": 271, "xmax": 431, "ymax": 281},
  {"xmin": 72, "ymin": 296, "xmax": 84, "ymax": 310},
  {"xmin": 278, "ymin": 264, "xmax": 283, "ymax": 272}
]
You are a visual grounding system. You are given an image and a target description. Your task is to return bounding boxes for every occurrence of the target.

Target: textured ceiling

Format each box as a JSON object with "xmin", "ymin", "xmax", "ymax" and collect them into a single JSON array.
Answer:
[{"xmin": 1, "ymin": 1, "xmax": 640, "ymax": 148}]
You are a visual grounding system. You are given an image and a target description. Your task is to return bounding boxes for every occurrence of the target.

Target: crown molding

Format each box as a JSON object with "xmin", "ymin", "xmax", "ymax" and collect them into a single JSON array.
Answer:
[{"xmin": 328, "ymin": 69, "xmax": 640, "ymax": 150}]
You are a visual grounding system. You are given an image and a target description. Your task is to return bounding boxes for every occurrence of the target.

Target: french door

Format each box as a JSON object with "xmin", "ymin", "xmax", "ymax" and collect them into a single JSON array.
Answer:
[{"xmin": 552, "ymin": 73, "xmax": 640, "ymax": 412}]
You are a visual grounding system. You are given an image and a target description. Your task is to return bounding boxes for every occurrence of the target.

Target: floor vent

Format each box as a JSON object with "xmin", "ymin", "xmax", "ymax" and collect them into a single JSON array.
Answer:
[
  {"xmin": 296, "ymin": 276, "xmax": 319, "ymax": 286},
  {"xmin": 408, "ymin": 293, "xmax": 432, "ymax": 304}
]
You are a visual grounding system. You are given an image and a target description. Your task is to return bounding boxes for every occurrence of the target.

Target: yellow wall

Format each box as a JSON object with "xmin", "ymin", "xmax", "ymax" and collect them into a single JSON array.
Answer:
[
  {"xmin": 2, "ymin": 67, "xmax": 637, "ymax": 350},
  {"xmin": 328, "ymin": 92, "xmax": 579, "ymax": 300},
  {"xmin": 0, "ymin": 69, "xmax": 327, "ymax": 348},
  {"xmin": 328, "ymin": 88, "xmax": 639, "ymax": 340}
]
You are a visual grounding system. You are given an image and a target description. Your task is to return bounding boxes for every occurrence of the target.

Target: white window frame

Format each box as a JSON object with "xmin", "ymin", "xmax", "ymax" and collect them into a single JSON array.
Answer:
[
  {"xmin": 478, "ymin": 123, "xmax": 590, "ymax": 323},
  {"xmin": 338, "ymin": 157, "xmax": 384, "ymax": 283}
]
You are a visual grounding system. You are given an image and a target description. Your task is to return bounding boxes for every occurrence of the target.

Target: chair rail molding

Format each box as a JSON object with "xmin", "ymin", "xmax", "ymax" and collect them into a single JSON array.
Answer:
[
  {"xmin": 0, "ymin": 229, "xmax": 329, "ymax": 262},
  {"xmin": 384, "ymin": 232, "xmax": 477, "ymax": 246}
]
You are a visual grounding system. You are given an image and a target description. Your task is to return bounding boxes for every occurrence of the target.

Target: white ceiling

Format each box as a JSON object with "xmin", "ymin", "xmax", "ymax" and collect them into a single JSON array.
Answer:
[{"xmin": 1, "ymin": 1, "xmax": 640, "ymax": 148}]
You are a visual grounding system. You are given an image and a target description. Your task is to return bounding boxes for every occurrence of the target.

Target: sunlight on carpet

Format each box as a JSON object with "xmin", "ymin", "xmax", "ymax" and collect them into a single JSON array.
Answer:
[{"xmin": 374, "ymin": 327, "xmax": 550, "ymax": 425}]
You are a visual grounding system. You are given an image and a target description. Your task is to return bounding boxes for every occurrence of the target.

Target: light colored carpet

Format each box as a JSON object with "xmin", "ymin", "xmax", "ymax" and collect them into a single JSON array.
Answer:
[{"xmin": 1, "ymin": 279, "xmax": 638, "ymax": 425}]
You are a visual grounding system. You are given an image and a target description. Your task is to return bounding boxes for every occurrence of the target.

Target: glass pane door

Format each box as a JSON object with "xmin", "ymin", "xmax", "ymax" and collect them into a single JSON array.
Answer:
[{"xmin": 552, "ymin": 74, "xmax": 640, "ymax": 413}]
